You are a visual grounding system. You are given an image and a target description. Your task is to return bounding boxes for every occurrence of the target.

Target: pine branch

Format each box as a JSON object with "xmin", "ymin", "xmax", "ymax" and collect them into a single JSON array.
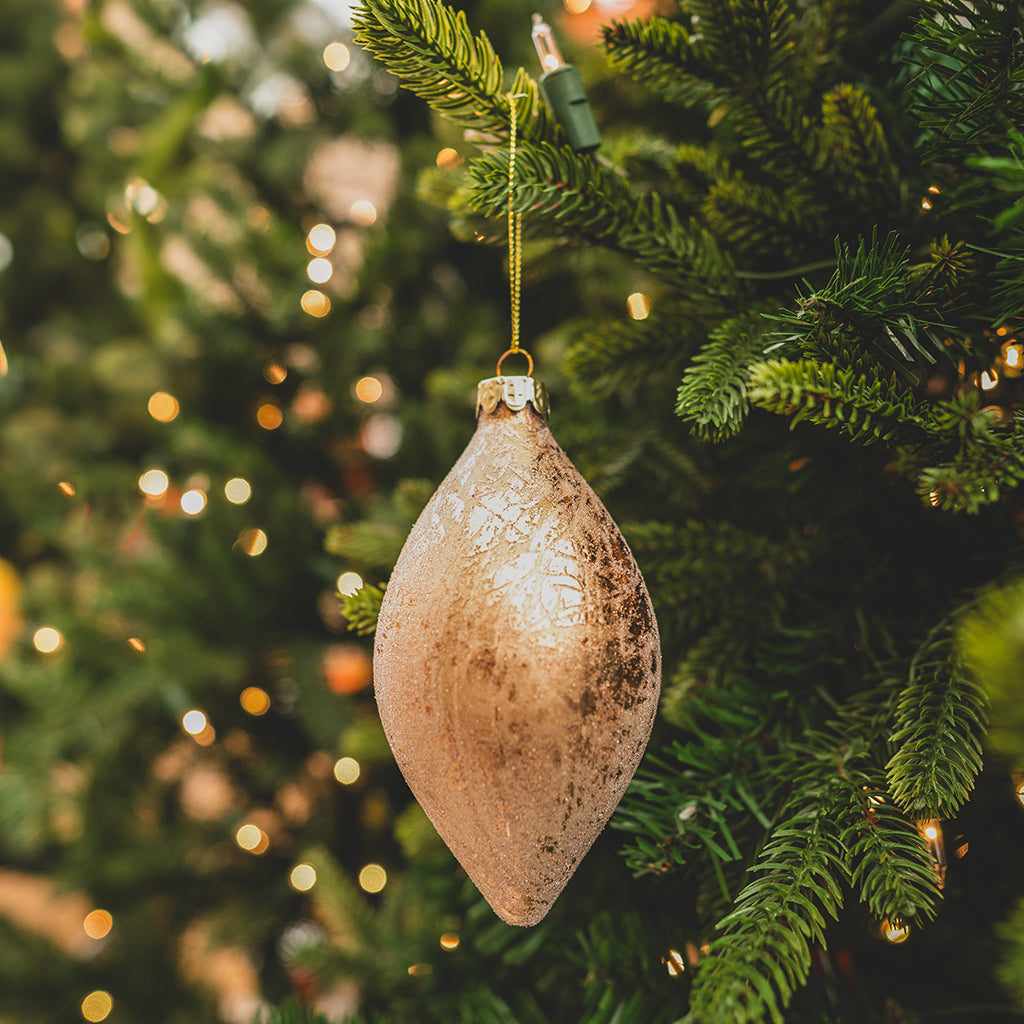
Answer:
[
  {"xmin": 342, "ymin": 583, "xmax": 385, "ymax": 637},
  {"xmin": 747, "ymin": 358, "xmax": 929, "ymax": 444},
  {"xmin": 886, "ymin": 635, "xmax": 988, "ymax": 820},
  {"xmin": 351, "ymin": 0, "xmax": 558, "ymax": 142},
  {"xmin": 909, "ymin": 0, "xmax": 1024, "ymax": 157},
  {"xmin": 465, "ymin": 141, "xmax": 741, "ymax": 296},
  {"xmin": 565, "ymin": 302, "xmax": 707, "ymax": 398},
  {"xmin": 676, "ymin": 311, "xmax": 770, "ymax": 440}
]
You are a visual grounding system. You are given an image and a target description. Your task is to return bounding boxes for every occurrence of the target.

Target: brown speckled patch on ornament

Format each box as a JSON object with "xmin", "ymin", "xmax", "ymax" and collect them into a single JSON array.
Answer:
[{"xmin": 373, "ymin": 392, "xmax": 661, "ymax": 926}]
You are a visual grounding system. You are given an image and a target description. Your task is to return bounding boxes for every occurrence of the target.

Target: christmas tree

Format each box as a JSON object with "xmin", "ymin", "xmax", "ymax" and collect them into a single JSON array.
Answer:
[{"xmin": 1, "ymin": 0, "xmax": 1024, "ymax": 1023}]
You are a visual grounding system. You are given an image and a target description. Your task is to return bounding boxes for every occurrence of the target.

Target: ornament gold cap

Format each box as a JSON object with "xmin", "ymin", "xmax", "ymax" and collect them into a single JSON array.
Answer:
[{"xmin": 476, "ymin": 375, "xmax": 550, "ymax": 419}]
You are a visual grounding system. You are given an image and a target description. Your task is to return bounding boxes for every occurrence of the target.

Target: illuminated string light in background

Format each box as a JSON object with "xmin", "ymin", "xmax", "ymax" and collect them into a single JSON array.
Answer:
[
  {"xmin": 263, "ymin": 360, "xmax": 287, "ymax": 384},
  {"xmin": 240, "ymin": 686, "xmax": 271, "ymax": 716},
  {"xmin": 662, "ymin": 948, "xmax": 686, "ymax": 976},
  {"xmin": 408, "ymin": 963, "xmax": 432, "ymax": 976},
  {"xmin": 235, "ymin": 528, "xmax": 268, "ymax": 556},
  {"xmin": 128, "ymin": 638, "xmax": 146, "ymax": 653},
  {"xmin": 83, "ymin": 910, "xmax": 113, "ymax": 940},
  {"xmin": 33, "ymin": 627, "xmax": 64, "ymax": 654},
  {"xmin": 355, "ymin": 376, "xmax": 383, "ymax": 403},
  {"xmin": 439, "ymin": 932, "xmax": 460, "ymax": 951},
  {"xmin": 300, "ymin": 289, "xmax": 331, "ymax": 318},
  {"xmin": 323, "ymin": 41, "xmax": 351, "ymax": 72},
  {"xmin": 333, "ymin": 757, "xmax": 360, "ymax": 785},
  {"xmin": 627, "ymin": 292, "xmax": 651, "ymax": 320},
  {"xmin": 1015, "ymin": 776, "xmax": 1024, "ymax": 809},
  {"xmin": 307, "ymin": 257, "xmax": 333, "ymax": 284},
  {"xmin": 981, "ymin": 370, "xmax": 998, "ymax": 390},
  {"xmin": 224, "ymin": 477, "xmax": 252, "ymax": 504},
  {"xmin": 882, "ymin": 918, "xmax": 910, "ymax": 944},
  {"xmin": 436, "ymin": 147, "xmax": 462, "ymax": 170},
  {"xmin": 290, "ymin": 863, "xmax": 317, "ymax": 892},
  {"xmin": 256, "ymin": 401, "xmax": 283, "ymax": 430},
  {"xmin": 58, "ymin": 481, "xmax": 76, "ymax": 496},
  {"xmin": 337, "ymin": 571, "xmax": 363, "ymax": 597},
  {"xmin": 358, "ymin": 863, "xmax": 387, "ymax": 893},
  {"xmin": 180, "ymin": 489, "xmax": 207, "ymax": 516},
  {"xmin": 138, "ymin": 468, "xmax": 170, "ymax": 497},
  {"xmin": 0, "ymin": 339, "xmax": 8, "ymax": 377},
  {"xmin": 564, "ymin": 0, "xmax": 592, "ymax": 11},
  {"xmin": 306, "ymin": 223, "xmax": 336, "ymax": 255},
  {"xmin": 81, "ymin": 991, "xmax": 113, "ymax": 1023},
  {"xmin": 148, "ymin": 391, "xmax": 180, "ymax": 422},
  {"xmin": 182, "ymin": 710, "xmax": 208, "ymax": 735},
  {"xmin": 236, "ymin": 823, "xmax": 270, "ymax": 854}
]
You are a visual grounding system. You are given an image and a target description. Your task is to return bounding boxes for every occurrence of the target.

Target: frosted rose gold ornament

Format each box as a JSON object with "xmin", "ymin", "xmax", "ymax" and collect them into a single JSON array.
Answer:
[{"xmin": 373, "ymin": 375, "xmax": 661, "ymax": 926}]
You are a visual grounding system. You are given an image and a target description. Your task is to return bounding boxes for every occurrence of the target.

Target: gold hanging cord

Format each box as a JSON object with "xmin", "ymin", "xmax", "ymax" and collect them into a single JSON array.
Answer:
[{"xmin": 496, "ymin": 92, "xmax": 531, "ymax": 378}]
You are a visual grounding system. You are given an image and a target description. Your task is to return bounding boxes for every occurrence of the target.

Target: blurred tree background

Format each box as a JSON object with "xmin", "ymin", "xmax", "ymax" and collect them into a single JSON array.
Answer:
[{"xmin": 1, "ymin": 1, "xmax": 1024, "ymax": 1023}]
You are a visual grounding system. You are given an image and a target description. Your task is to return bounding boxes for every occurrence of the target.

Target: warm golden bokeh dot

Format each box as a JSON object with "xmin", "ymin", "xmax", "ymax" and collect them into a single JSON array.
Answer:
[
  {"xmin": 290, "ymin": 863, "xmax": 317, "ymax": 891},
  {"xmin": 83, "ymin": 909, "xmax": 113, "ymax": 940},
  {"xmin": 564, "ymin": 0, "xmax": 592, "ymax": 11},
  {"xmin": 439, "ymin": 931, "xmax": 460, "ymax": 951},
  {"xmin": 300, "ymin": 289, "xmax": 331, "ymax": 318},
  {"xmin": 263, "ymin": 361, "xmax": 288, "ymax": 385},
  {"xmin": 333, "ymin": 757, "xmax": 361, "ymax": 785},
  {"xmin": 81, "ymin": 991, "xmax": 113, "ymax": 1022},
  {"xmin": 235, "ymin": 528, "xmax": 268, "ymax": 556},
  {"xmin": 240, "ymin": 686, "xmax": 271, "ymax": 716},
  {"xmin": 627, "ymin": 292, "xmax": 651, "ymax": 320},
  {"xmin": 33, "ymin": 627, "xmax": 63, "ymax": 654},
  {"xmin": 256, "ymin": 402, "xmax": 284, "ymax": 430},
  {"xmin": 435, "ymin": 147, "xmax": 462, "ymax": 170},
  {"xmin": 407, "ymin": 963, "xmax": 433, "ymax": 976},
  {"xmin": 148, "ymin": 391, "xmax": 180, "ymax": 422},
  {"xmin": 58, "ymin": 481, "xmax": 76, "ymax": 496},
  {"xmin": 139, "ymin": 468, "xmax": 170, "ymax": 497},
  {"xmin": 128, "ymin": 637, "xmax": 146, "ymax": 653},
  {"xmin": 224, "ymin": 477, "xmax": 252, "ymax": 504},
  {"xmin": 882, "ymin": 919, "xmax": 910, "ymax": 944},
  {"xmin": 236, "ymin": 823, "xmax": 269, "ymax": 853},
  {"xmin": 336, "ymin": 571, "xmax": 363, "ymax": 597},
  {"xmin": 193, "ymin": 724, "xmax": 216, "ymax": 747},
  {"xmin": 307, "ymin": 223, "xmax": 336, "ymax": 255},
  {"xmin": 355, "ymin": 376, "xmax": 383, "ymax": 403},
  {"xmin": 358, "ymin": 863, "xmax": 387, "ymax": 893},
  {"xmin": 323, "ymin": 41, "xmax": 351, "ymax": 72}
]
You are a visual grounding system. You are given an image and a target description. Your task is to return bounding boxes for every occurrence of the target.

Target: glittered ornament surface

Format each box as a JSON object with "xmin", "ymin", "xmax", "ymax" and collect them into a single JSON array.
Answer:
[{"xmin": 373, "ymin": 377, "xmax": 660, "ymax": 926}]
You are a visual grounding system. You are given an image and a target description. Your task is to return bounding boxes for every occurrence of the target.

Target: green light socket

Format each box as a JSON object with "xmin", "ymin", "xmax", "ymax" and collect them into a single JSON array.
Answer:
[{"xmin": 539, "ymin": 64, "xmax": 601, "ymax": 153}]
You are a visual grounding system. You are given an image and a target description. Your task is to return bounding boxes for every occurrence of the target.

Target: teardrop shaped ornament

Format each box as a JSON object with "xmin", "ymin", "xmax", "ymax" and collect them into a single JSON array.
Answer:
[{"xmin": 373, "ymin": 375, "xmax": 661, "ymax": 926}]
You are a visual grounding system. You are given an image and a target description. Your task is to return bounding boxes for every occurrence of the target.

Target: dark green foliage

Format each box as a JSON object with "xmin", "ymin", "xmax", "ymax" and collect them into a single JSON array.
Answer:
[{"xmin": 341, "ymin": 584, "xmax": 385, "ymax": 637}]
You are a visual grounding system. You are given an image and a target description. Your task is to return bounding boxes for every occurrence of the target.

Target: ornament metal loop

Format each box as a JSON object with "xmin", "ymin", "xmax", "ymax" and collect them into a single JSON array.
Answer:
[
  {"xmin": 477, "ymin": 375, "xmax": 550, "ymax": 419},
  {"xmin": 496, "ymin": 347, "xmax": 533, "ymax": 378}
]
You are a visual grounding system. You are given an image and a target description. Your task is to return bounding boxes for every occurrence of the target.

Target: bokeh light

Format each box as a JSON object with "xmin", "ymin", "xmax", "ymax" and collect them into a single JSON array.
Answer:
[
  {"xmin": 58, "ymin": 481, "xmax": 76, "ymax": 496},
  {"xmin": 236, "ymin": 823, "xmax": 269, "ymax": 854},
  {"xmin": 355, "ymin": 376, "xmax": 383, "ymax": 403},
  {"xmin": 564, "ymin": 0, "xmax": 592, "ymax": 11},
  {"xmin": 235, "ymin": 528, "xmax": 268, "ymax": 556},
  {"xmin": 440, "ymin": 932, "xmax": 460, "ymax": 951},
  {"xmin": 307, "ymin": 257, "xmax": 333, "ymax": 284},
  {"xmin": 263, "ymin": 360, "xmax": 287, "ymax": 384},
  {"xmin": 333, "ymin": 757, "xmax": 361, "ymax": 785},
  {"xmin": 180, "ymin": 489, "xmax": 207, "ymax": 515},
  {"xmin": 663, "ymin": 948, "xmax": 686, "ymax": 976},
  {"xmin": 627, "ymin": 292, "xmax": 651, "ymax": 320},
  {"xmin": 349, "ymin": 200, "xmax": 377, "ymax": 226},
  {"xmin": 256, "ymin": 402, "xmax": 284, "ymax": 430},
  {"xmin": 33, "ymin": 627, "xmax": 63, "ymax": 654},
  {"xmin": 436, "ymin": 147, "xmax": 462, "ymax": 169},
  {"xmin": 224, "ymin": 477, "xmax": 252, "ymax": 504},
  {"xmin": 148, "ymin": 391, "xmax": 180, "ymax": 422},
  {"xmin": 882, "ymin": 918, "xmax": 910, "ymax": 944},
  {"xmin": 81, "ymin": 991, "xmax": 113, "ymax": 1022},
  {"xmin": 139, "ymin": 468, "xmax": 169, "ymax": 497},
  {"xmin": 128, "ymin": 638, "xmax": 146, "ymax": 652},
  {"xmin": 358, "ymin": 863, "xmax": 387, "ymax": 893},
  {"xmin": 300, "ymin": 289, "xmax": 331, "ymax": 318},
  {"xmin": 83, "ymin": 910, "xmax": 113, "ymax": 940},
  {"xmin": 290, "ymin": 863, "xmax": 317, "ymax": 892},
  {"xmin": 323, "ymin": 41, "xmax": 351, "ymax": 72},
  {"xmin": 337, "ymin": 571, "xmax": 363, "ymax": 596},
  {"xmin": 240, "ymin": 686, "xmax": 271, "ymax": 716},
  {"xmin": 182, "ymin": 710, "xmax": 208, "ymax": 735},
  {"xmin": 306, "ymin": 223, "xmax": 336, "ymax": 255}
]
